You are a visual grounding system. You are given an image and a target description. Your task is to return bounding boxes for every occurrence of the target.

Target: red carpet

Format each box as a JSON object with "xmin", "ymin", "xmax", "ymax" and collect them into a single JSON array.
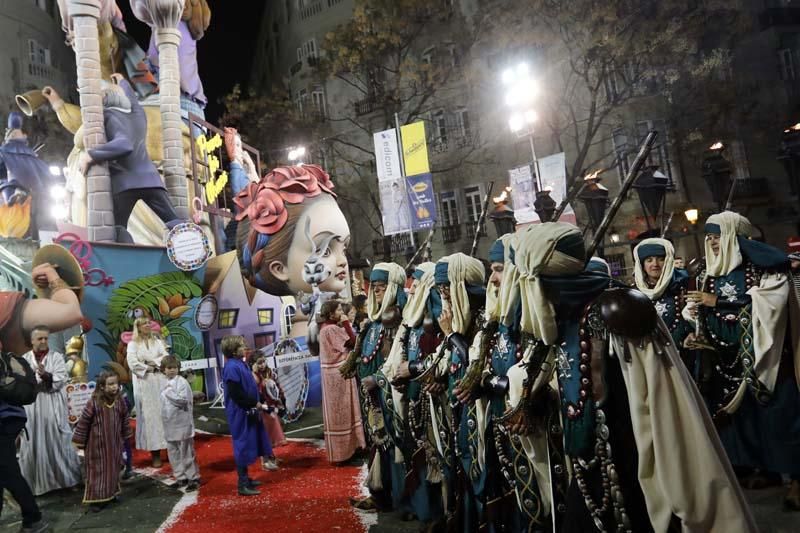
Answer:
[{"xmin": 132, "ymin": 434, "xmax": 367, "ymax": 532}]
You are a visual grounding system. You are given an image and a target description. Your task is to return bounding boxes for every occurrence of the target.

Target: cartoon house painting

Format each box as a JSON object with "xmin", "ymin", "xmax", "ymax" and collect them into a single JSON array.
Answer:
[{"xmin": 203, "ymin": 251, "xmax": 285, "ymax": 364}]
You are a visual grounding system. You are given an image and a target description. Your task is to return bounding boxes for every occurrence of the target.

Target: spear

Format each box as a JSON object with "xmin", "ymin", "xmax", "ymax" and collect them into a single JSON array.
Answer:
[
  {"xmin": 405, "ymin": 226, "xmax": 437, "ymax": 269},
  {"xmin": 586, "ymin": 131, "xmax": 658, "ymax": 258}
]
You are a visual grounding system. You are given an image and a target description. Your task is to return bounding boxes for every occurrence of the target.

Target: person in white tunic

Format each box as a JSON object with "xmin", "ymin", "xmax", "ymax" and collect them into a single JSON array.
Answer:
[
  {"xmin": 126, "ymin": 317, "xmax": 168, "ymax": 466},
  {"xmin": 19, "ymin": 326, "xmax": 82, "ymax": 495},
  {"xmin": 160, "ymin": 355, "xmax": 199, "ymax": 491}
]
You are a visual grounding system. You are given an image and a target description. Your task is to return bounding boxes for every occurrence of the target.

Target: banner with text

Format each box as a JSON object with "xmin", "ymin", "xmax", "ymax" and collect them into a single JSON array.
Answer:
[
  {"xmin": 373, "ymin": 128, "xmax": 402, "ymax": 181},
  {"xmin": 537, "ymin": 152, "xmax": 576, "ymax": 223},
  {"xmin": 379, "ymin": 178, "xmax": 413, "ymax": 235},
  {"xmin": 509, "ymin": 164, "xmax": 537, "ymax": 224},
  {"xmin": 406, "ymin": 173, "xmax": 437, "ymax": 230},
  {"xmin": 401, "ymin": 121, "xmax": 430, "ymax": 176}
]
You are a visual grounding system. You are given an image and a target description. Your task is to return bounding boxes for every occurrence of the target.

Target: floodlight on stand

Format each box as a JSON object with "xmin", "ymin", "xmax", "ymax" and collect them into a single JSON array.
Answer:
[
  {"xmin": 508, "ymin": 114, "xmax": 524, "ymax": 133},
  {"xmin": 50, "ymin": 184, "xmax": 67, "ymax": 200}
]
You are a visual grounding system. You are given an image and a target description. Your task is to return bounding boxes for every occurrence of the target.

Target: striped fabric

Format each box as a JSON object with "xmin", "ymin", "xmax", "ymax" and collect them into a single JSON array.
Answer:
[{"xmin": 72, "ymin": 397, "xmax": 133, "ymax": 503}]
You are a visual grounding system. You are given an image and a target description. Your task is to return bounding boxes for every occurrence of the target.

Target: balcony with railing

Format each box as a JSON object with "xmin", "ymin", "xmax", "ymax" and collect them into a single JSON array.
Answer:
[
  {"xmin": 441, "ymin": 224, "xmax": 462, "ymax": 244},
  {"xmin": 372, "ymin": 233, "xmax": 415, "ymax": 257},
  {"xmin": 26, "ymin": 62, "xmax": 53, "ymax": 81},
  {"xmin": 300, "ymin": 1, "xmax": 323, "ymax": 20},
  {"xmin": 464, "ymin": 221, "xmax": 487, "ymax": 240},
  {"xmin": 355, "ymin": 95, "xmax": 382, "ymax": 116}
]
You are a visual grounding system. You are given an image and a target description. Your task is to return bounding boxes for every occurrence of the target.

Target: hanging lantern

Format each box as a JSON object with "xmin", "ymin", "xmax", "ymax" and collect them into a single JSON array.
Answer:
[
  {"xmin": 578, "ymin": 173, "xmax": 609, "ymax": 229},
  {"xmin": 701, "ymin": 142, "xmax": 732, "ymax": 210},
  {"xmin": 632, "ymin": 165, "xmax": 668, "ymax": 228},
  {"xmin": 533, "ymin": 189, "xmax": 557, "ymax": 223},
  {"xmin": 489, "ymin": 201, "xmax": 517, "ymax": 237}
]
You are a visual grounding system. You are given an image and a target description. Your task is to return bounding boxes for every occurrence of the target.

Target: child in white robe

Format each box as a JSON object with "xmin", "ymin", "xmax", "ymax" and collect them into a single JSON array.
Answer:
[{"xmin": 160, "ymin": 356, "xmax": 200, "ymax": 491}]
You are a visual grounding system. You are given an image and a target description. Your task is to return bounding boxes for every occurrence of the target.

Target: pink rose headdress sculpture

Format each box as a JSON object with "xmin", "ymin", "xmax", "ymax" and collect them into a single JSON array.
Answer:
[{"xmin": 235, "ymin": 164, "xmax": 349, "ymax": 298}]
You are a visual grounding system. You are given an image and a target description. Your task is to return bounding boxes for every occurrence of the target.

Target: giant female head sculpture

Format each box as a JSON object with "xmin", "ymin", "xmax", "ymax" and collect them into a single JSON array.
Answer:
[{"xmin": 235, "ymin": 164, "xmax": 350, "ymax": 297}]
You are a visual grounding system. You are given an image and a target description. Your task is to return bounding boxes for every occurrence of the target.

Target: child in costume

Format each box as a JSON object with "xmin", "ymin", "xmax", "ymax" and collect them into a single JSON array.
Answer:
[{"xmin": 160, "ymin": 356, "xmax": 200, "ymax": 491}]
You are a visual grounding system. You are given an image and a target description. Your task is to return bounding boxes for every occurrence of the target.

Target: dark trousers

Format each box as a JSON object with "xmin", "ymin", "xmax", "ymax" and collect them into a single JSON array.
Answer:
[
  {"xmin": 0, "ymin": 417, "xmax": 41, "ymax": 527},
  {"xmin": 113, "ymin": 188, "xmax": 179, "ymax": 227},
  {"xmin": 236, "ymin": 464, "xmax": 249, "ymax": 487}
]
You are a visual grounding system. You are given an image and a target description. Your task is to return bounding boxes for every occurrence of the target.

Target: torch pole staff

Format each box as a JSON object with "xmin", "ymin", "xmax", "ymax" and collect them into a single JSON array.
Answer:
[{"xmin": 470, "ymin": 181, "xmax": 495, "ymax": 257}]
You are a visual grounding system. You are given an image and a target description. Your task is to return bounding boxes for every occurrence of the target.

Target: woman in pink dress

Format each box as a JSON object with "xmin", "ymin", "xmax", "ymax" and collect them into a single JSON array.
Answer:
[{"xmin": 318, "ymin": 299, "xmax": 366, "ymax": 463}]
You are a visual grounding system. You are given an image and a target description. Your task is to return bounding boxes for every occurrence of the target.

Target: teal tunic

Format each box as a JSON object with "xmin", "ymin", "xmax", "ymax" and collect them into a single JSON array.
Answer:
[{"xmin": 703, "ymin": 262, "xmax": 800, "ymax": 476}]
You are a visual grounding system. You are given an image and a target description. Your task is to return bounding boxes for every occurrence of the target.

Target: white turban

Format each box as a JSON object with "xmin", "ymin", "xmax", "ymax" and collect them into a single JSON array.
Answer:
[
  {"xmin": 367, "ymin": 262, "xmax": 407, "ymax": 321},
  {"xmin": 515, "ymin": 223, "xmax": 585, "ymax": 344},
  {"xmin": 486, "ymin": 234, "xmax": 518, "ymax": 323},
  {"xmin": 402, "ymin": 262, "xmax": 436, "ymax": 327},
  {"xmin": 705, "ymin": 211, "xmax": 752, "ymax": 277},
  {"xmin": 436, "ymin": 253, "xmax": 485, "ymax": 335},
  {"xmin": 634, "ymin": 238, "xmax": 675, "ymax": 301}
]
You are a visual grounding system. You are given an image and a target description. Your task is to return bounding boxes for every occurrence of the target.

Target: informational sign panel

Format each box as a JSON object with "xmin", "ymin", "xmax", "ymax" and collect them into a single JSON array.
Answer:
[
  {"xmin": 379, "ymin": 178, "xmax": 413, "ymax": 235},
  {"xmin": 509, "ymin": 164, "xmax": 537, "ymax": 224},
  {"xmin": 537, "ymin": 152, "xmax": 576, "ymax": 223},
  {"xmin": 66, "ymin": 381, "xmax": 96, "ymax": 425},
  {"xmin": 165, "ymin": 222, "xmax": 212, "ymax": 271},
  {"xmin": 406, "ymin": 173, "xmax": 437, "ymax": 230},
  {"xmin": 373, "ymin": 128, "xmax": 402, "ymax": 181},
  {"xmin": 401, "ymin": 121, "xmax": 430, "ymax": 176}
]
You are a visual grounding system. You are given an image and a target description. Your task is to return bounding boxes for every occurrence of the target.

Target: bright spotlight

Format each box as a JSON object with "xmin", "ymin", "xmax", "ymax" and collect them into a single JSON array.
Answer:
[
  {"xmin": 516, "ymin": 63, "xmax": 529, "ymax": 77},
  {"xmin": 524, "ymin": 110, "xmax": 538, "ymax": 124},
  {"xmin": 51, "ymin": 204, "xmax": 69, "ymax": 220},
  {"xmin": 50, "ymin": 185, "xmax": 67, "ymax": 200},
  {"xmin": 49, "ymin": 165, "xmax": 61, "ymax": 176},
  {"xmin": 508, "ymin": 114, "xmax": 524, "ymax": 133},
  {"xmin": 501, "ymin": 68, "xmax": 515, "ymax": 85}
]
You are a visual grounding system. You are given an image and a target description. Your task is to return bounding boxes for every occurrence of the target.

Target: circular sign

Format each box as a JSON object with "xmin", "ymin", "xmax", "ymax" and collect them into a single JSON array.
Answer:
[
  {"xmin": 165, "ymin": 222, "xmax": 212, "ymax": 271},
  {"xmin": 194, "ymin": 294, "xmax": 218, "ymax": 331}
]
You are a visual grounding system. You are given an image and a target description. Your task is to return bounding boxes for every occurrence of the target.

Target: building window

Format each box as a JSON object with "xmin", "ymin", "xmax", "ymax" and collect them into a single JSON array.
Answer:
[
  {"xmin": 422, "ymin": 46, "xmax": 435, "ymax": 65},
  {"xmin": 612, "ymin": 127, "xmax": 631, "ymax": 184},
  {"xmin": 257, "ymin": 308, "xmax": 274, "ymax": 326},
  {"xmin": 253, "ymin": 332, "xmax": 276, "ymax": 351},
  {"xmin": 218, "ymin": 309, "xmax": 239, "ymax": 329},
  {"xmin": 439, "ymin": 191, "xmax": 459, "ymax": 226},
  {"xmin": 283, "ymin": 304, "xmax": 296, "ymax": 337},
  {"xmin": 311, "ymin": 86, "xmax": 326, "ymax": 119},
  {"xmin": 297, "ymin": 38, "xmax": 318, "ymax": 61},
  {"xmin": 455, "ymin": 108, "xmax": 470, "ymax": 138},
  {"xmin": 447, "ymin": 44, "xmax": 461, "ymax": 68},
  {"xmin": 463, "ymin": 185, "xmax": 483, "ymax": 224},
  {"xmin": 779, "ymin": 48, "xmax": 796, "ymax": 80},
  {"xmin": 635, "ymin": 120, "xmax": 674, "ymax": 187},
  {"xmin": 434, "ymin": 110, "xmax": 447, "ymax": 143},
  {"xmin": 295, "ymin": 88, "xmax": 308, "ymax": 114},
  {"xmin": 28, "ymin": 40, "xmax": 50, "ymax": 66}
]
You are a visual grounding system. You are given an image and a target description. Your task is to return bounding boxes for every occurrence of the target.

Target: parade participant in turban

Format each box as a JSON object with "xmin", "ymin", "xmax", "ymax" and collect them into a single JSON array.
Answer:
[
  {"xmin": 502, "ymin": 222, "xmax": 756, "ymax": 532},
  {"xmin": 633, "ymin": 238, "xmax": 694, "ymax": 372},
  {"xmin": 380, "ymin": 262, "xmax": 444, "ymax": 527},
  {"xmin": 342, "ymin": 262, "xmax": 407, "ymax": 512},
  {"xmin": 406, "ymin": 253, "xmax": 485, "ymax": 531},
  {"xmin": 684, "ymin": 211, "xmax": 800, "ymax": 508}
]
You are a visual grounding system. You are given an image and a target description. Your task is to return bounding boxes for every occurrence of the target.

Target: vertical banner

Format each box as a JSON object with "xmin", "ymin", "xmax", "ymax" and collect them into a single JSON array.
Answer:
[
  {"xmin": 373, "ymin": 128, "xmax": 402, "ymax": 181},
  {"xmin": 406, "ymin": 173, "xmax": 437, "ymax": 230},
  {"xmin": 401, "ymin": 121, "xmax": 430, "ymax": 176},
  {"xmin": 537, "ymin": 152, "xmax": 576, "ymax": 223},
  {"xmin": 379, "ymin": 178, "xmax": 412, "ymax": 235},
  {"xmin": 508, "ymin": 164, "xmax": 536, "ymax": 224}
]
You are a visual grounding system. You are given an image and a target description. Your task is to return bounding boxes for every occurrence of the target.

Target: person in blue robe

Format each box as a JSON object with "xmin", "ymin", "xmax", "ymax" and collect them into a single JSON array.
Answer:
[
  {"xmin": 378, "ymin": 262, "xmax": 445, "ymax": 529},
  {"xmin": 632, "ymin": 238, "xmax": 694, "ymax": 373},
  {"xmin": 685, "ymin": 211, "xmax": 800, "ymax": 509},
  {"xmin": 341, "ymin": 262, "xmax": 408, "ymax": 513},
  {"xmin": 220, "ymin": 335, "xmax": 273, "ymax": 496}
]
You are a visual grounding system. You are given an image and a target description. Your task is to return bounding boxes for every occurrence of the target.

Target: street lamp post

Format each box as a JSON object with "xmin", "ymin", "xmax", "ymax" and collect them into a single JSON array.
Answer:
[{"xmin": 503, "ymin": 63, "xmax": 542, "ymax": 193}]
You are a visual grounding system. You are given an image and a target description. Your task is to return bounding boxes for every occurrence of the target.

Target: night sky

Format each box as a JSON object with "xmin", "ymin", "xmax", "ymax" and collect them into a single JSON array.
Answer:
[{"xmin": 117, "ymin": 1, "xmax": 266, "ymax": 122}]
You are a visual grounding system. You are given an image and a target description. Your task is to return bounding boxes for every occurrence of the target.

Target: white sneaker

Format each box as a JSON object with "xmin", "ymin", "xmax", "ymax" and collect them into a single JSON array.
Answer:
[{"xmin": 262, "ymin": 459, "xmax": 279, "ymax": 471}]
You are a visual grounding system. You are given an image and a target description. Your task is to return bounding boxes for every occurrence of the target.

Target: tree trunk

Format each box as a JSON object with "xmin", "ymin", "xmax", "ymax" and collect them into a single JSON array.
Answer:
[{"xmin": 68, "ymin": 0, "xmax": 115, "ymax": 242}]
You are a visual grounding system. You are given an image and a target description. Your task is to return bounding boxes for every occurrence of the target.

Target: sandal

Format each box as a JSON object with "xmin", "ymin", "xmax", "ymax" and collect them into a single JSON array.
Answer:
[{"xmin": 350, "ymin": 496, "xmax": 378, "ymax": 511}]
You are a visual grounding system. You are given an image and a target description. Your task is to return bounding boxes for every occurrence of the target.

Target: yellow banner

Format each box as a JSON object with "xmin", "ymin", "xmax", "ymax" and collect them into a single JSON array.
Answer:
[{"xmin": 401, "ymin": 121, "xmax": 430, "ymax": 176}]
